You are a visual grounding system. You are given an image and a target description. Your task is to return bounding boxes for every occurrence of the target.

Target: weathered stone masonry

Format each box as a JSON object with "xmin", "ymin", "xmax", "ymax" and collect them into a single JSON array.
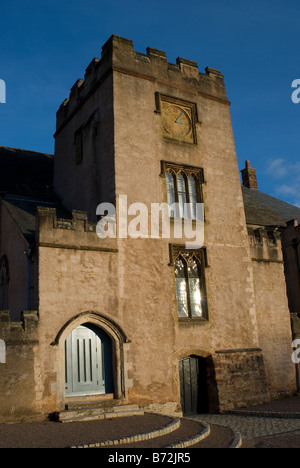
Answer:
[
  {"xmin": 0, "ymin": 311, "xmax": 40, "ymax": 422},
  {"xmin": 0, "ymin": 35, "xmax": 298, "ymax": 422}
]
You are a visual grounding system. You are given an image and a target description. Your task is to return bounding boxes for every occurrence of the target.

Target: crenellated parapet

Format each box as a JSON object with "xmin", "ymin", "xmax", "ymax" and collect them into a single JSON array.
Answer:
[
  {"xmin": 37, "ymin": 207, "xmax": 97, "ymax": 232},
  {"xmin": 36, "ymin": 206, "xmax": 118, "ymax": 253},
  {"xmin": 56, "ymin": 34, "xmax": 229, "ymax": 134},
  {"xmin": 247, "ymin": 226, "xmax": 284, "ymax": 264},
  {"xmin": 0, "ymin": 310, "xmax": 38, "ymax": 344}
]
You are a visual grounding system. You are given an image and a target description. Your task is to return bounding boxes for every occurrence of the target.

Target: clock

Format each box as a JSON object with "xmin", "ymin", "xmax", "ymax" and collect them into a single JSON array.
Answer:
[{"xmin": 160, "ymin": 99, "xmax": 196, "ymax": 144}]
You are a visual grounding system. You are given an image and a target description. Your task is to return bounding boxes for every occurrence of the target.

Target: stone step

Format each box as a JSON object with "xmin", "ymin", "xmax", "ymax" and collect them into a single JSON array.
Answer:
[
  {"xmin": 57, "ymin": 404, "xmax": 144, "ymax": 423},
  {"xmin": 72, "ymin": 418, "xmax": 212, "ymax": 449},
  {"xmin": 64, "ymin": 396, "xmax": 118, "ymax": 411},
  {"xmin": 85, "ymin": 419, "xmax": 242, "ymax": 449},
  {"xmin": 72, "ymin": 417, "xmax": 182, "ymax": 448},
  {"xmin": 0, "ymin": 412, "xmax": 242, "ymax": 448},
  {"xmin": 113, "ymin": 404, "xmax": 140, "ymax": 413}
]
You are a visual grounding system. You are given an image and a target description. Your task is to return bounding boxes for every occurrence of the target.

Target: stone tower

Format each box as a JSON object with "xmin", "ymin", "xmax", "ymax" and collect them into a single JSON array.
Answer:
[
  {"xmin": 52, "ymin": 35, "xmax": 283, "ymax": 414},
  {"xmin": 1, "ymin": 35, "xmax": 295, "ymax": 422}
]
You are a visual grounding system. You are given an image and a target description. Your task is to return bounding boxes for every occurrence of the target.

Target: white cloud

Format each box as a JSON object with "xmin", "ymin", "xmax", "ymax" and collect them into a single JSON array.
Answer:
[
  {"xmin": 277, "ymin": 185, "xmax": 298, "ymax": 196},
  {"xmin": 266, "ymin": 158, "xmax": 300, "ymax": 207},
  {"xmin": 267, "ymin": 158, "xmax": 289, "ymax": 179}
]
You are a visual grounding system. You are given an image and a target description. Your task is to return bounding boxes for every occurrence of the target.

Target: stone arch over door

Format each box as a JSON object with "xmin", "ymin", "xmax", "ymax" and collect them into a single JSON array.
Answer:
[{"xmin": 52, "ymin": 312, "xmax": 131, "ymax": 403}]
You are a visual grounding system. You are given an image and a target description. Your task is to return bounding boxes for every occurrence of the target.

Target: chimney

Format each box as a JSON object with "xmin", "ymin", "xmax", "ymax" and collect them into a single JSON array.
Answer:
[{"xmin": 241, "ymin": 160, "xmax": 258, "ymax": 189}]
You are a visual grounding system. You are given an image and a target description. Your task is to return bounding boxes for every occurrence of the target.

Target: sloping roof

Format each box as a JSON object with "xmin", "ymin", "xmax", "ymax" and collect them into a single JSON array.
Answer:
[
  {"xmin": 2, "ymin": 146, "xmax": 299, "ymax": 239},
  {"xmin": 0, "ymin": 146, "xmax": 55, "ymax": 200},
  {"xmin": 242, "ymin": 186, "xmax": 300, "ymax": 227},
  {"xmin": 0, "ymin": 146, "xmax": 70, "ymax": 243},
  {"xmin": 2, "ymin": 195, "xmax": 71, "ymax": 244}
]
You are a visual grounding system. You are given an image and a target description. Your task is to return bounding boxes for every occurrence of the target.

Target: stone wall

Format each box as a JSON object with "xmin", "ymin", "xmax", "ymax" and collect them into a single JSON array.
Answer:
[
  {"xmin": 248, "ymin": 226, "xmax": 296, "ymax": 399},
  {"xmin": 283, "ymin": 220, "xmax": 300, "ymax": 315},
  {"xmin": 213, "ymin": 349, "xmax": 270, "ymax": 412},
  {"xmin": 0, "ymin": 310, "xmax": 41, "ymax": 423}
]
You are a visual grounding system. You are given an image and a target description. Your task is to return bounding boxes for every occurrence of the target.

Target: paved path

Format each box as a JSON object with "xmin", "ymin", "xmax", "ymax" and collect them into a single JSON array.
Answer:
[
  {"xmin": 1, "ymin": 395, "xmax": 300, "ymax": 448},
  {"xmin": 189, "ymin": 394, "xmax": 300, "ymax": 445},
  {"xmin": 190, "ymin": 414, "xmax": 300, "ymax": 440}
]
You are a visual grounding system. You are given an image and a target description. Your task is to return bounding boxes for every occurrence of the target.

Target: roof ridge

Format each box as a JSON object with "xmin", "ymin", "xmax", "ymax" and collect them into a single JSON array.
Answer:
[{"xmin": 0, "ymin": 146, "xmax": 53, "ymax": 158}]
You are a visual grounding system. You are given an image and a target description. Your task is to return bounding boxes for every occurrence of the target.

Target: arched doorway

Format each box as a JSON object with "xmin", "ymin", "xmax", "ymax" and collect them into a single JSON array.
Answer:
[
  {"xmin": 64, "ymin": 323, "xmax": 113, "ymax": 397},
  {"xmin": 179, "ymin": 355, "xmax": 209, "ymax": 415}
]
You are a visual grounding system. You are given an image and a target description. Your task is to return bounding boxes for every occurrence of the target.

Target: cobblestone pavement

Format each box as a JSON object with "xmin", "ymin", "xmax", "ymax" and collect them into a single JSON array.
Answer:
[{"xmin": 190, "ymin": 414, "xmax": 300, "ymax": 440}]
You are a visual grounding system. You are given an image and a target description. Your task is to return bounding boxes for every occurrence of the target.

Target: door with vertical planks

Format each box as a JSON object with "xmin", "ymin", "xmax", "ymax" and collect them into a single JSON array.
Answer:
[
  {"xmin": 65, "ymin": 324, "xmax": 112, "ymax": 397},
  {"xmin": 179, "ymin": 356, "xmax": 209, "ymax": 415}
]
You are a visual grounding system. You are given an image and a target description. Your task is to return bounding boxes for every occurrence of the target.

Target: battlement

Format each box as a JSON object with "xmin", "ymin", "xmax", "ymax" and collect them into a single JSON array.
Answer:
[
  {"xmin": 36, "ymin": 207, "xmax": 118, "ymax": 253},
  {"xmin": 248, "ymin": 227, "xmax": 284, "ymax": 264},
  {"xmin": 0, "ymin": 310, "xmax": 38, "ymax": 343},
  {"xmin": 56, "ymin": 34, "xmax": 229, "ymax": 133},
  {"xmin": 37, "ymin": 207, "xmax": 97, "ymax": 232}
]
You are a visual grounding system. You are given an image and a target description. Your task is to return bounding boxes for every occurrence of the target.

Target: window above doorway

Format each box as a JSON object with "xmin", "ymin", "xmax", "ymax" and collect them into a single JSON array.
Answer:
[{"xmin": 170, "ymin": 246, "xmax": 208, "ymax": 322}]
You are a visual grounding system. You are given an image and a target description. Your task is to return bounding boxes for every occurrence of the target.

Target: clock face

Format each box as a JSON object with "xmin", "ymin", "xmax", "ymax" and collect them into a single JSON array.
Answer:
[{"xmin": 161, "ymin": 101, "xmax": 195, "ymax": 143}]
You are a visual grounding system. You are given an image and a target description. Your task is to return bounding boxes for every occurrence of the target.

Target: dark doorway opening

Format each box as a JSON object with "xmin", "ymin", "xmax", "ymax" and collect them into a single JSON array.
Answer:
[{"xmin": 179, "ymin": 355, "xmax": 210, "ymax": 415}]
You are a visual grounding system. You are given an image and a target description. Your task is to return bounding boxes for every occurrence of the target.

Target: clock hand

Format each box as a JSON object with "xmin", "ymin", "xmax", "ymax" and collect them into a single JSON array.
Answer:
[{"xmin": 175, "ymin": 113, "xmax": 185, "ymax": 124}]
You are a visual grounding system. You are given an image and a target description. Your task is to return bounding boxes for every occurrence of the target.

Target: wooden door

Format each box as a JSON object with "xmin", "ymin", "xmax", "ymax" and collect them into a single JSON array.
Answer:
[
  {"xmin": 65, "ymin": 325, "xmax": 110, "ymax": 397},
  {"xmin": 179, "ymin": 356, "xmax": 209, "ymax": 415}
]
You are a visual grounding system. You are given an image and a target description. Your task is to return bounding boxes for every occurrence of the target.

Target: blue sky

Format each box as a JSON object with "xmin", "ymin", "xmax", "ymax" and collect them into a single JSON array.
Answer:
[{"xmin": 0, "ymin": 0, "xmax": 299, "ymax": 206}]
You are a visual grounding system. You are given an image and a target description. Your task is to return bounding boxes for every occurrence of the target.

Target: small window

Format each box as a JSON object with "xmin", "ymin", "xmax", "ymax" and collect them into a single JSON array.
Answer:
[
  {"xmin": 0, "ymin": 256, "xmax": 9, "ymax": 310},
  {"xmin": 162, "ymin": 162, "xmax": 204, "ymax": 220},
  {"xmin": 253, "ymin": 229, "xmax": 263, "ymax": 246},
  {"xmin": 267, "ymin": 231, "xmax": 277, "ymax": 247},
  {"xmin": 173, "ymin": 248, "xmax": 208, "ymax": 321}
]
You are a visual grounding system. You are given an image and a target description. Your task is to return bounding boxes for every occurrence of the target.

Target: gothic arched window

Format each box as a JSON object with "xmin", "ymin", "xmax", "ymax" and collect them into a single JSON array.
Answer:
[
  {"xmin": 163, "ymin": 163, "xmax": 204, "ymax": 220},
  {"xmin": 0, "ymin": 256, "xmax": 9, "ymax": 310},
  {"xmin": 173, "ymin": 249, "xmax": 208, "ymax": 321}
]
